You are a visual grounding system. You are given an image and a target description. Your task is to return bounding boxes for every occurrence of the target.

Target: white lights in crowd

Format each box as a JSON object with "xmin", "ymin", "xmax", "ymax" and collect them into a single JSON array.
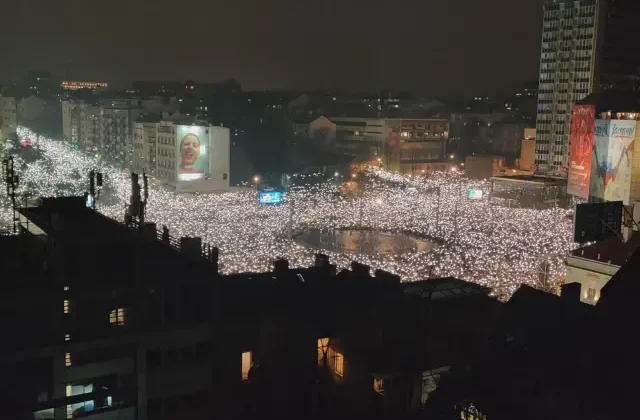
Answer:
[{"xmin": 0, "ymin": 127, "xmax": 578, "ymax": 298}]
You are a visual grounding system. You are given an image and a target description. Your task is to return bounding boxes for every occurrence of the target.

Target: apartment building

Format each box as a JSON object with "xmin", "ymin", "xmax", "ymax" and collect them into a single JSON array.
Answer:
[
  {"xmin": 310, "ymin": 116, "xmax": 449, "ymax": 174},
  {"xmin": 61, "ymin": 81, "xmax": 108, "ymax": 91},
  {"xmin": 0, "ymin": 95, "xmax": 17, "ymax": 140},
  {"xmin": 62, "ymin": 99, "xmax": 178, "ymax": 167},
  {"xmin": 132, "ymin": 118, "xmax": 230, "ymax": 192},
  {"xmin": 1, "ymin": 196, "xmax": 499, "ymax": 420}
]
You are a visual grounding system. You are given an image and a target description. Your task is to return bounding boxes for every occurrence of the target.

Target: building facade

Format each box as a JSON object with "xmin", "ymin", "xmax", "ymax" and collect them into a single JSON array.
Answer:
[
  {"xmin": 132, "ymin": 120, "xmax": 231, "ymax": 192},
  {"xmin": 566, "ymin": 232, "xmax": 640, "ymax": 304},
  {"xmin": 61, "ymin": 81, "xmax": 108, "ymax": 91},
  {"xmin": 535, "ymin": 0, "xmax": 603, "ymax": 174},
  {"xmin": 100, "ymin": 100, "xmax": 143, "ymax": 167},
  {"xmin": 0, "ymin": 95, "xmax": 17, "ymax": 140},
  {"xmin": 535, "ymin": 0, "xmax": 640, "ymax": 175},
  {"xmin": 324, "ymin": 116, "xmax": 449, "ymax": 174},
  {"xmin": 519, "ymin": 128, "xmax": 537, "ymax": 171}
]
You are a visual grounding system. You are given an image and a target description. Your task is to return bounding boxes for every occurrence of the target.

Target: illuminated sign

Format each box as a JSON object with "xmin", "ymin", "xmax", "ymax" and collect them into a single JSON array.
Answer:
[
  {"xmin": 177, "ymin": 125, "xmax": 209, "ymax": 182},
  {"xmin": 258, "ymin": 190, "xmax": 284, "ymax": 205},
  {"xmin": 590, "ymin": 120, "xmax": 637, "ymax": 204},
  {"xmin": 567, "ymin": 105, "xmax": 595, "ymax": 199},
  {"xmin": 467, "ymin": 189, "xmax": 483, "ymax": 200}
]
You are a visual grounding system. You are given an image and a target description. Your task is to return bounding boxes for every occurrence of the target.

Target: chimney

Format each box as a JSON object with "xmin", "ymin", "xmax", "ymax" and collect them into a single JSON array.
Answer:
[
  {"xmin": 273, "ymin": 259, "xmax": 289, "ymax": 280},
  {"xmin": 314, "ymin": 253, "xmax": 329, "ymax": 268},
  {"xmin": 561, "ymin": 282, "xmax": 581, "ymax": 302},
  {"xmin": 142, "ymin": 222, "xmax": 157, "ymax": 240},
  {"xmin": 180, "ymin": 236, "xmax": 202, "ymax": 259},
  {"xmin": 351, "ymin": 261, "xmax": 370, "ymax": 277},
  {"xmin": 374, "ymin": 269, "xmax": 401, "ymax": 285}
]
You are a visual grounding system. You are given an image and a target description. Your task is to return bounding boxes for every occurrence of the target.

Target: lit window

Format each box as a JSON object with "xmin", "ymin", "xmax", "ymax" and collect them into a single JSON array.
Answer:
[
  {"xmin": 63, "ymin": 300, "xmax": 70, "ymax": 314},
  {"xmin": 109, "ymin": 308, "xmax": 126, "ymax": 325},
  {"xmin": 328, "ymin": 347, "xmax": 344, "ymax": 377},
  {"xmin": 373, "ymin": 377, "xmax": 386, "ymax": 394},
  {"xmin": 317, "ymin": 337, "xmax": 329, "ymax": 364},
  {"xmin": 65, "ymin": 353, "xmax": 72, "ymax": 367},
  {"xmin": 460, "ymin": 403, "xmax": 486, "ymax": 420},
  {"xmin": 241, "ymin": 351, "xmax": 252, "ymax": 380}
]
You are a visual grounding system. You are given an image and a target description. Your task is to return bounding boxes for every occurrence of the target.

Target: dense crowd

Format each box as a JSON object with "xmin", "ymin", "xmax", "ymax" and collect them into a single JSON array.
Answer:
[{"xmin": 1, "ymin": 127, "xmax": 578, "ymax": 297}]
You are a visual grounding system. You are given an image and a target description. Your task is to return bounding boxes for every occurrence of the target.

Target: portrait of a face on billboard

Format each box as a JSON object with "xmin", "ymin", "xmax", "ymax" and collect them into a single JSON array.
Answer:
[{"xmin": 177, "ymin": 125, "xmax": 209, "ymax": 181}]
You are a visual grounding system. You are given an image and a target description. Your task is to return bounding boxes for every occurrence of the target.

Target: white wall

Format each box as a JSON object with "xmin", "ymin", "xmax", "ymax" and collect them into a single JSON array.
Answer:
[{"xmin": 565, "ymin": 260, "xmax": 616, "ymax": 305}]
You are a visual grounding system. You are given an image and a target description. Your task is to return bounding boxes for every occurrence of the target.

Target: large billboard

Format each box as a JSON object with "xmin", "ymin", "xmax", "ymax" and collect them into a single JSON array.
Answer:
[
  {"xmin": 604, "ymin": 120, "xmax": 636, "ymax": 204},
  {"xmin": 177, "ymin": 125, "xmax": 209, "ymax": 181},
  {"xmin": 590, "ymin": 121, "xmax": 611, "ymax": 200},
  {"xmin": 567, "ymin": 105, "xmax": 595, "ymax": 198},
  {"xmin": 590, "ymin": 120, "xmax": 636, "ymax": 204}
]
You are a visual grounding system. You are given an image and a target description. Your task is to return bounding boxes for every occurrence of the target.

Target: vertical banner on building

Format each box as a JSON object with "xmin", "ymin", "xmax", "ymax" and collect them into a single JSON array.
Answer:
[
  {"xmin": 567, "ymin": 105, "xmax": 595, "ymax": 198},
  {"xmin": 590, "ymin": 120, "xmax": 611, "ymax": 201},
  {"xmin": 603, "ymin": 120, "xmax": 636, "ymax": 204}
]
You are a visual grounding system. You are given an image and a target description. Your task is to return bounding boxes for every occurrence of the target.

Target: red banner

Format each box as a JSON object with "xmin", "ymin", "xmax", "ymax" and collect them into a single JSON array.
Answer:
[{"xmin": 567, "ymin": 104, "xmax": 595, "ymax": 198}]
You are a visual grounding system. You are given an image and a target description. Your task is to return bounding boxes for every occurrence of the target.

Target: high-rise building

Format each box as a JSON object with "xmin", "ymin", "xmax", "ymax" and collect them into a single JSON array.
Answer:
[{"xmin": 534, "ymin": 0, "xmax": 640, "ymax": 175}]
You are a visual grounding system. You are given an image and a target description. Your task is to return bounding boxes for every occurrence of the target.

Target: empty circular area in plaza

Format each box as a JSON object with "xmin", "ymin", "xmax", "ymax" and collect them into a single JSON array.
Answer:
[{"xmin": 295, "ymin": 228, "xmax": 438, "ymax": 256}]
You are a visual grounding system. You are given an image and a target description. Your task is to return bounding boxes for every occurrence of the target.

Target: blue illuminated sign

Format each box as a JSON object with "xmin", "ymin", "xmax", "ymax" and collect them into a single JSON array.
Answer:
[{"xmin": 258, "ymin": 190, "xmax": 284, "ymax": 205}]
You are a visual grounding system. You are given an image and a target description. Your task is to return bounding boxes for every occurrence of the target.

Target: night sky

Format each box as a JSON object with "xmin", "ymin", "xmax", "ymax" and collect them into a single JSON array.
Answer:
[{"xmin": 1, "ymin": 0, "xmax": 545, "ymax": 97}]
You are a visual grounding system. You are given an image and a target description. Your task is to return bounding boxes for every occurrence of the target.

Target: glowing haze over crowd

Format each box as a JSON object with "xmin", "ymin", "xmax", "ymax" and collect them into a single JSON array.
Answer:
[{"xmin": 1, "ymin": 127, "xmax": 579, "ymax": 298}]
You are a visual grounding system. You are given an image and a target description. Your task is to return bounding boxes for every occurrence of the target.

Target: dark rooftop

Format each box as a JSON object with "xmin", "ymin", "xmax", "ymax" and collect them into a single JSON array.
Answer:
[
  {"xmin": 571, "ymin": 232, "xmax": 640, "ymax": 267},
  {"xmin": 403, "ymin": 277, "xmax": 490, "ymax": 300}
]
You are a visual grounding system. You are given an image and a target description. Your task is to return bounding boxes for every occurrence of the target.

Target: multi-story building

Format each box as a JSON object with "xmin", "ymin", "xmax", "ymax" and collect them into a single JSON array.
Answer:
[
  {"xmin": 0, "ymin": 95, "xmax": 17, "ymax": 140},
  {"xmin": 100, "ymin": 100, "xmax": 143, "ymax": 167},
  {"xmin": 61, "ymin": 99, "xmax": 77, "ymax": 144},
  {"xmin": 133, "ymin": 119, "xmax": 231, "ymax": 192},
  {"xmin": 62, "ymin": 99, "xmax": 183, "ymax": 167},
  {"xmin": 535, "ymin": 0, "xmax": 602, "ymax": 173},
  {"xmin": 61, "ymin": 81, "xmax": 108, "ymax": 91},
  {"xmin": 315, "ymin": 116, "xmax": 449, "ymax": 174},
  {"xmin": 535, "ymin": 0, "xmax": 640, "ymax": 174},
  {"xmin": 62, "ymin": 100, "xmax": 111, "ymax": 154},
  {"xmin": 62, "ymin": 99, "xmax": 101, "ymax": 152},
  {"xmin": 519, "ymin": 128, "xmax": 537, "ymax": 171},
  {"xmin": 132, "ymin": 121, "xmax": 158, "ymax": 177}
]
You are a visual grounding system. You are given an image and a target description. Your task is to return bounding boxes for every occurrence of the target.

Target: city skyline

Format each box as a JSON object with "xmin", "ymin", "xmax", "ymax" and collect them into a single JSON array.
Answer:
[{"xmin": 1, "ymin": 0, "xmax": 545, "ymax": 97}]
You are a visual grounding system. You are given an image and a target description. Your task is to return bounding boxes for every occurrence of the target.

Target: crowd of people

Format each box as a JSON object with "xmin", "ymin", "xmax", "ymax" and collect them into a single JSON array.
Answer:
[{"xmin": 1, "ymin": 127, "xmax": 578, "ymax": 297}]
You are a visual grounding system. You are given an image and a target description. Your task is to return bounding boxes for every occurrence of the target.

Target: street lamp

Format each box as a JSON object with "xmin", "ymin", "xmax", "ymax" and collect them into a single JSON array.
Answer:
[{"xmin": 449, "ymin": 154, "xmax": 455, "ymax": 159}]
